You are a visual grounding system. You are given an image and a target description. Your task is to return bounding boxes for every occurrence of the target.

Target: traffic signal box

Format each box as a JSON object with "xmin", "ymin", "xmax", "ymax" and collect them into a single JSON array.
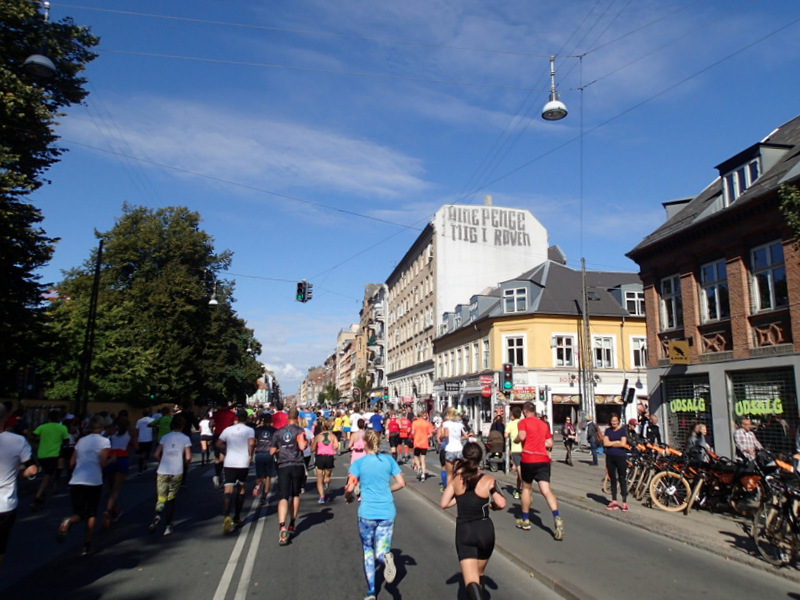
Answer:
[
  {"xmin": 502, "ymin": 363, "xmax": 513, "ymax": 392},
  {"xmin": 383, "ymin": 387, "xmax": 389, "ymax": 401},
  {"xmin": 296, "ymin": 280, "xmax": 313, "ymax": 303}
]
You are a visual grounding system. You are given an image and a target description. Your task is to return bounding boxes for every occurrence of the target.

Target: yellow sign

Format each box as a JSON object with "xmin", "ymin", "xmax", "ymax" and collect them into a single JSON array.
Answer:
[{"xmin": 668, "ymin": 340, "xmax": 690, "ymax": 365}]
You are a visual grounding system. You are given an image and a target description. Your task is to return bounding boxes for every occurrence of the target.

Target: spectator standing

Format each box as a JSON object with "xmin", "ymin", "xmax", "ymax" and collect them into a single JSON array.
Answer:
[
  {"xmin": 561, "ymin": 417, "xmax": 577, "ymax": 466},
  {"xmin": 642, "ymin": 414, "xmax": 663, "ymax": 445},
  {"xmin": 603, "ymin": 414, "xmax": 629, "ymax": 512},
  {"xmin": 585, "ymin": 416, "xmax": 600, "ymax": 466},
  {"xmin": 734, "ymin": 418, "xmax": 763, "ymax": 463}
]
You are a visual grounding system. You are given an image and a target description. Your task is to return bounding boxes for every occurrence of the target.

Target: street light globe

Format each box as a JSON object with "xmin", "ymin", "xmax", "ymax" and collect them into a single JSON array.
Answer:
[
  {"xmin": 542, "ymin": 97, "xmax": 568, "ymax": 121},
  {"xmin": 23, "ymin": 53, "xmax": 56, "ymax": 78}
]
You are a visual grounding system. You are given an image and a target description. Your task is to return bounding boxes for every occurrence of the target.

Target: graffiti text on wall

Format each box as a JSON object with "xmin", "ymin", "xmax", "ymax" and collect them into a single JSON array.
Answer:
[
  {"xmin": 668, "ymin": 397, "xmax": 707, "ymax": 413},
  {"xmin": 734, "ymin": 398, "xmax": 784, "ymax": 417},
  {"xmin": 446, "ymin": 207, "xmax": 531, "ymax": 247}
]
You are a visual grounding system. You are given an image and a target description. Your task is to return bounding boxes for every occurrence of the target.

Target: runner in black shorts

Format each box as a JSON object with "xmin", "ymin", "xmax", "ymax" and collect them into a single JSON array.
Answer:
[
  {"xmin": 520, "ymin": 462, "xmax": 551, "ymax": 483},
  {"xmin": 270, "ymin": 407, "xmax": 308, "ymax": 545}
]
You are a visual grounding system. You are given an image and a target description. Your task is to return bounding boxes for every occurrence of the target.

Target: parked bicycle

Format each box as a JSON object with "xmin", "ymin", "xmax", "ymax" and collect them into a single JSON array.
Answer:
[{"xmin": 751, "ymin": 457, "xmax": 800, "ymax": 567}]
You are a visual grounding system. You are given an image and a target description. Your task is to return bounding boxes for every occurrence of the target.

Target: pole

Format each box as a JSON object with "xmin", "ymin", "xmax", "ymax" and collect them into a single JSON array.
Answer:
[
  {"xmin": 580, "ymin": 258, "xmax": 595, "ymax": 423},
  {"xmin": 75, "ymin": 238, "xmax": 103, "ymax": 417}
]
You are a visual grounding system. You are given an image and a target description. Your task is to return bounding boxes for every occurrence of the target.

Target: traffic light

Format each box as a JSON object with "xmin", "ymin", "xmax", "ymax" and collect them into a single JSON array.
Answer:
[
  {"xmin": 296, "ymin": 280, "xmax": 309, "ymax": 302},
  {"xmin": 502, "ymin": 363, "xmax": 513, "ymax": 392},
  {"xmin": 306, "ymin": 282, "xmax": 313, "ymax": 301},
  {"xmin": 539, "ymin": 388, "xmax": 545, "ymax": 401},
  {"xmin": 383, "ymin": 387, "xmax": 389, "ymax": 401}
]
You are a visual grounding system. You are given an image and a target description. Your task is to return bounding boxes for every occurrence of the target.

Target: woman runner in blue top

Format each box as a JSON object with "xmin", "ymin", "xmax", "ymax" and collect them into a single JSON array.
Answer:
[{"xmin": 345, "ymin": 429, "xmax": 406, "ymax": 600}]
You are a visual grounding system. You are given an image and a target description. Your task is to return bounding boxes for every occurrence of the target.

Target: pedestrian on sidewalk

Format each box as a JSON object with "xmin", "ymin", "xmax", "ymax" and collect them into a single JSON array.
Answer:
[
  {"xmin": 30, "ymin": 409, "xmax": 70, "ymax": 512},
  {"xmin": 149, "ymin": 415, "xmax": 191, "ymax": 536},
  {"xmin": 56, "ymin": 416, "xmax": 116, "ymax": 556},
  {"xmin": 586, "ymin": 415, "xmax": 600, "ymax": 465},
  {"xmin": 216, "ymin": 408, "xmax": 255, "ymax": 534},
  {"xmin": 440, "ymin": 441, "xmax": 506, "ymax": 600},
  {"xmin": 561, "ymin": 416, "xmax": 577, "ymax": 466},
  {"xmin": 0, "ymin": 404, "xmax": 39, "ymax": 567},
  {"xmin": 270, "ymin": 407, "xmax": 308, "ymax": 545},
  {"xmin": 345, "ymin": 429, "xmax": 406, "ymax": 600},
  {"xmin": 603, "ymin": 414, "xmax": 629, "ymax": 512},
  {"xmin": 504, "ymin": 406, "xmax": 523, "ymax": 498},
  {"xmin": 513, "ymin": 402, "xmax": 563, "ymax": 541}
]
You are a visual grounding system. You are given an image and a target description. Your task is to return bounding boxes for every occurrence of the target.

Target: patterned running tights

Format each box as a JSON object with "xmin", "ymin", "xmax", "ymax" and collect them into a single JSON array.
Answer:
[{"xmin": 357, "ymin": 517, "xmax": 395, "ymax": 593}]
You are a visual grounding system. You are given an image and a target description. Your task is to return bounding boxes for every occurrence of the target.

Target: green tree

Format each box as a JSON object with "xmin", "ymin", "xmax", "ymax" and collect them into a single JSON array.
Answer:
[
  {"xmin": 353, "ymin": 371, "xmax": 372, "ymax": 408},
  {"xmin": 0, "ymin": 1, "xmax": 98, "ymax": 394},
  {"xmin": 41, "ymin": 204, "xmax": 262, "ymax": 409},
  {"xmin": 779, "ymin": 184, "xmax": 800, "ymax": 247}
]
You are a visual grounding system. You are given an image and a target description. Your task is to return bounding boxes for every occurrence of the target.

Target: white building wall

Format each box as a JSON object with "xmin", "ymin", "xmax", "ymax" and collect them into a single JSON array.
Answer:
[{"xmin": 433, "ymin": 204, "xmax": 548, "ymax": 326}]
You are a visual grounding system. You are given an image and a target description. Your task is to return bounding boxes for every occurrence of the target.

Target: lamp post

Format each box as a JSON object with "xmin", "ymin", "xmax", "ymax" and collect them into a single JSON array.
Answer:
[
  {"xmin": 75, "ymin": 238, "xmax": 103, "ymax": 417},
  {"xmin": 24, "ymin": 1, "xmax": 57, "ymax": 79}
]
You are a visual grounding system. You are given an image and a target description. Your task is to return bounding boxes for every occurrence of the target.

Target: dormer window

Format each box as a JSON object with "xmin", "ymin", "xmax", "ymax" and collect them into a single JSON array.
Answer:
[
  {"xmin": 503, "ymin": 287, "xmax": 527, "ymax": 313},
  {"xmin": 722, "ymin": 158, "xmax": 759, "ymax": 205}
]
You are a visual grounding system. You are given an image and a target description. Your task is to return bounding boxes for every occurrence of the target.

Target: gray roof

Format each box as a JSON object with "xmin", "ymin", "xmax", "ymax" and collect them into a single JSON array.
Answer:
[{"xmin": 628, "ymin": 113, "xmax": 800, "ymax": 258}]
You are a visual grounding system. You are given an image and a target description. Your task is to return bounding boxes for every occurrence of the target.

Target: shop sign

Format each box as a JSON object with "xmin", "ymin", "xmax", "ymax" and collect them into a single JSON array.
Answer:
[
  {"xmin": 552, "ymin": 394, "xmax": 580, "ymax": 404},
  {"xmin": 734, "ymin": 398, "xmax": 783, "ymax": 417},
  {"xmin": 480, "ymin": 375, "xmax": 493, "ymax": 386},
  {"xmin": 513, "ymin": 386, "xmax": 536, "ymax": 400},
  {"xmin": 668, "ymin": 340, "xmax": 690, "ymax": 365},
  {"xmin": 444, "ymin": 382, "xmax": 462, "ymax": 392},
  {"xmin": 668, "ymin": 397, "xmax": 707, "ymax": 413}
]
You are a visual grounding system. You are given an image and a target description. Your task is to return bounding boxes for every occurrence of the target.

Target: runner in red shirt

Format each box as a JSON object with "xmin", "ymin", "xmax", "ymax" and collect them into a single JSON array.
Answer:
[
  {"xmin": 514, "ymin": 401, "xmax": 563, "ymax": 541},
  {"xmin": 211, "ymin": 404, "xmax": 236, "ymax": 490},
  {"xmin": 398, "ymin": 413, "xmax": 412, "ymax": 464},
  {"xmin": 386, "ymin": 410, "xmax": 401, "ymax": 462}
]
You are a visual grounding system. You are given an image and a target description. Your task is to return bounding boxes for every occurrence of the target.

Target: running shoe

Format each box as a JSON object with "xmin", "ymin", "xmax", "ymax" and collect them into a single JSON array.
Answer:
[
  {"xmin": 260, "ymin": 496, "xmax": 268, "ymax": 506},
  {"xmin": 222, "ymin": 516, "xmax": 234, "ymax": 535},
  {"xmin": 606, "ymin": 501, "xmax": 620, "ymax": 511},
  {"xmin": 56, "ymin": 517, "xmax": 71, "ymax": 542},
  {"xmin": 149, "ymin": 514, "xmax": 161, "ymax": 533},
  {"xmin": 233, "ymin": 519, "xmax": 243, "ymax": 529},
  {"xmin": 212, "ymin": 475, "xmax": 220, "ymax": 490},
  {"xmin": 81, "ymin": 543, "xmax": 93, "ymax": 557},
  {"xmin": 621, "ymin": 502, "xmax": 629, "ymax": 512},
  {"xmin": 279, "ymin": 528, "xmax": 289, "ymax": 546},
  {"xmin": 364, "ymin": 595, "xmax": 377, "ymax": 600},
  {"xmin": 252, "ymin": 482, "xmax": 262, "ymax": 498},
  {"xmin": 163, "ymin": 524, "xmax": 173, "ymax": 536},
  {"xmin": 288, "ymin": 524, "xmax": 295, "ymax": 536},
  {"xmin": 515, "ymin": 518, "xmax": 531, "ymax": 531},
  {"xmin": 513, "ymin": 490, "xmax": 521, "ymax": 499},
  {"xmin": 439, "ymin": 483, "xmax": 445, "ymax": 492},
  {"xmin": 383, "ymin": 551, "xmax": 397, "ymax": 584},
  {"xmin": 318, "ymin": 497, "xmax": 326, "ymax": 504},
  {"xmin": 554, "ymin": 516, "xmax": 564, "ymax": 541}
]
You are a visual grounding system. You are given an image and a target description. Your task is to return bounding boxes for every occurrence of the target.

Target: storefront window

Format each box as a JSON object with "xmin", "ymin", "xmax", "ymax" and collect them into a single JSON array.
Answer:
[
  {"xmin": 663, "ymin": 375, "xmax": 712, "ymax": 450},
  {"xmin": 730, "ymin": 368, "xmax": 797, "ymax": 460}
]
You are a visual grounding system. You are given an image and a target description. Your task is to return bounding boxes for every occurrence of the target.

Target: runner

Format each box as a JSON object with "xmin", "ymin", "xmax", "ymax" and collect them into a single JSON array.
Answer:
[
  {"xmin": 514, "ymin": 401, "xmax": 563, "ymax": 541},
  {"xmin": 270, "ymin": 407, "xmax": 308, "ymax": 545},
  {"xmin": 368, "ymin": 407, "xmax": 384, "ymax": 439},
  {"xmin": 30, "ymin": 409, "xmax": 69, "ymax": 512},
  {"xmin": 0, "ymin": 404, "xmax": 38, "ymax": 566},
  {"xmin": 311, "ymin": 418, "xmax": 339, "ymax": 503},
  {"xmin": 198, "ymin": 411, "xmax": 213, "ymax": 466},
  {"xmin": 216, "ymin": 408, "xmax": 255, "ymax": 534},
  {"xmin": 134, "ymin": 409, "xmax": 154, "ymax": 474},
  {"xmin": 440, "ymin": 441, "xmax": 506, "ymax": 600},
  {"xmin": 332, "ymin": 411, "xmax": 344, "ymax": 453},
  {"xmin": 56, "ymin": 416, "xmax": 116, "ymax": 556},
  {"xmin": 411, "ymin": 412, "xmax": 434, "ymax": 481},
  {"xmin": 438, "ymin": 407, "xmax": 466, "ymax": 488},
  {"xmin": 504, "ymin": 406, "xmax": 523, "ymax": 499},
  {"xmin": 102, "ymin": 412, "xmax": 134, "ymax": 528},
  {"xmin": 345, "ymin": 429, "xmax": 406, "ymax": 600},
  {"xmin": 149, "ymin": 415, "xmax": 191, "ymax": 536},
  {"xmin": 211, "ymin": 403, "xmax": 236, "ymax": 490},
  {"xmin": 397, "ymin": 412, "xmax": 412, "ymax": 464},
  {"xmin": 252, "ymin": 412, "xmax": 277, "ymax": 507},
  {"xmin": 386, "ymin": 410, "xmax": 400, "ymax": 462},
  {"xmin": 341, "ymin": 411, "xmax": 352, "ymax": 455}
]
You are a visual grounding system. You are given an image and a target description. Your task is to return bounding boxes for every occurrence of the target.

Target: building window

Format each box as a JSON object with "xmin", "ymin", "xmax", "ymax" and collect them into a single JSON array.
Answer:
[
  {"xmin": 503, "ymin": 288, "xmax": 527, "ymax": 313},
  {"xmin": 553, "ymin": 335, "xmax": 575, "ymax": 367},
  {"xmin": 456, "ymin": 348, "xmax": 463, "ymax": 375},
  {"xmin": 449, "ymin": 351, "xmax": 455, "ymax": 376},
  {"xmin": 593, "ymin": 336, "xmax": 614, "ymax": 369},
  {"xmin": 482, "ymin": 339, "xmax": 490, "ymax": 370},
  {"xmin": 505, "ymin": 336, "xmax": 525, "ymax": 367},
  {"xmin": 660, "ymin": 274, "xmax": 683, "ymax": 330},
  {"xmin": 631, "ymin": 336, "xmax": 647, "ymax": 369},
  {"xmin": 454, "ymin": 314, "xmax": 461, "ymax": 329},
  {"xmin": 700, "ymin": 259, "xmax": 730, "ymax": 322},
  {"xmin": 472, "ymin": 342, "xmax": 480, "ymax": 372},
  {"xmin": 751, "ymin": 241, "xmax": 788, "ymax": 312},
  {"xmin": 469, "ymin": 301, "xmax": 478, "ymax": 322},
  {"xmin": 723, "ymin": 159, "xmax": 760, "ymax": 205},
  {"xmin": 625, "ymin": 291, "xmax": 645, "ymax": 316}
]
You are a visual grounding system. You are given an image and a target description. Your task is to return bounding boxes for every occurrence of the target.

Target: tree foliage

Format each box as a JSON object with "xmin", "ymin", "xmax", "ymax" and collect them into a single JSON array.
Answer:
[
  {"xmin": 0, "ymin": 1, "xmax": 98, "ymax": 394},
  {"xmin": 779, "ymin": 184, "xmax": 800, "ymax": 248},
  {"xmin": 41, "ymin": 205, "xmax": 262, "ymax": 408}
]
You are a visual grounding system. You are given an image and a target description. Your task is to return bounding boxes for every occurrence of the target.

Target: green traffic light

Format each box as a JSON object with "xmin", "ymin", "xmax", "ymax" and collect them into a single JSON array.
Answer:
[{"xmin": 503, "ymin": 381, "xmax": 512, "ymax": 390}]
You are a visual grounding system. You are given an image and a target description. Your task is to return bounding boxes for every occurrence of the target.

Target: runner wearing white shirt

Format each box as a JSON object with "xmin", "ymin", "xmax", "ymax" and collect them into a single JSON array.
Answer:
[
  {"xmin": 0, "ymin": 405, "xmax": 39, "ymax": 566},
  {"xmin": 149, "ymin": 416, "xmax": 192, "ymax": 536},
  {"xmin": 135, "ymin": 410, "xmax": 155, "ymax": 474},
  {"xmin": 350, "ymin": 411, "xmax": 364, "ymax": 433},
  {"xmin": 437, "ymin": 408, "xmax": 466, "ymax": 488},
  {"xmin": 216, "ymin": 409, "xmax": 255, "ymax": 533}
]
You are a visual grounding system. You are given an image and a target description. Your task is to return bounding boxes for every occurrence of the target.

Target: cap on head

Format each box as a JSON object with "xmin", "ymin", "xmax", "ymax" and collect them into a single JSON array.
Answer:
[{"xmin": 628, "ymin": 418, "xmax": 637, "ymax": 426}]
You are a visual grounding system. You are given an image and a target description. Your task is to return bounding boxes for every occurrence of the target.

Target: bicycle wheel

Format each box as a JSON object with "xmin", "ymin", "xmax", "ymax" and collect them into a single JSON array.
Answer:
[
  {"xmin": 633, "ymin": 466, "xmax": 651, "ymax": 501},
  {"xmin": 730, "ymin": 481, "xmax": 764, "ymax": 517},
  {"xmin": 649, "ymin": 471, "xmax": 691, "ymax": 512},
  {"xmin": 752, "ymin": 502, "xmax": 792, "ymax": 567},
  {"xmin": 626, "ymin": 464, "xmax": 640, "ymax": 490}
]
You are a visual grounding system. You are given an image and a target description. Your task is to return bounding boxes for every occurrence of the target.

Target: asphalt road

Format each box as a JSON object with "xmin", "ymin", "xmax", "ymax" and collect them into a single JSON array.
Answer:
[{"xmin": 2, "ymin": 447, "xmax": 798, "ymax": 600}]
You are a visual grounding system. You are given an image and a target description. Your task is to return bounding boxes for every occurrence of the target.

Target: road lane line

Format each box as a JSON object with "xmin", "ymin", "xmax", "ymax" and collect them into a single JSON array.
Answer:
[
  {"xmin": 212, "ymin": 500, "xmax": 260, "ymax": 600},
  {"xmin": 234, "ymin": 508, "xmax": 267, "ymax": 600}
]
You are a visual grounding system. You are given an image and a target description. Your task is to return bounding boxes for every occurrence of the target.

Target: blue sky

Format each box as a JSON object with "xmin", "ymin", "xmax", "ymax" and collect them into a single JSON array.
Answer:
[{"xmin": 34, "ymin": 1, "xmax": 800, "ymax": 394}]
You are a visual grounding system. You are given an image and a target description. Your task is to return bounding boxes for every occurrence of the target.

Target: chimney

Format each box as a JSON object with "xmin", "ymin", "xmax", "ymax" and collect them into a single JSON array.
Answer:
[{"xmin": 484, "ymin": 194, "xmax": 492, "ymax": 206}]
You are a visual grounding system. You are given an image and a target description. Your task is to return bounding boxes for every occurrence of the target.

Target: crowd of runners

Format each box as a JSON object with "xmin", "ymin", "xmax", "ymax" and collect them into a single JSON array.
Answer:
[{"xmin": 0, "ymin": 399, "xmax": 562, "ymax": 600}]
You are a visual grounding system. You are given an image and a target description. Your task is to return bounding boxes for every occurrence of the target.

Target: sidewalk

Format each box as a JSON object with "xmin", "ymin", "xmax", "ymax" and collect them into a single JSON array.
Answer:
[{"xmin": 403, "ymin": 442, "xmax": 800, "ymax": 597}]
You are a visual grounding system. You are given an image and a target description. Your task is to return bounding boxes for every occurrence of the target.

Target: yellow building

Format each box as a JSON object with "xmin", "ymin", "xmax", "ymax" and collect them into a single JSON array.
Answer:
[{"xmin": 434, "ymin": 256, "xmax": 647, "ymax": 431}]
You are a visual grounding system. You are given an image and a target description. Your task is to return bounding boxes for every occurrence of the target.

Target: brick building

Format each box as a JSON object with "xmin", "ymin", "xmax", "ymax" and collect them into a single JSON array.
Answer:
[{"xmin": 627, "ymin": 114, "xmax": 800, "ymax": 458}]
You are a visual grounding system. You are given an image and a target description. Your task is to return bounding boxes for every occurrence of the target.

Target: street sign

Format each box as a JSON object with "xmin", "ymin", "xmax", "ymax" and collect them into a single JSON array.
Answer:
[
  {"xmin": 668, "ymin": 340, "xmax": 690, "ymax": 365},
  {"xmin": 444, "ymin": 382, "xmax": 462, "ymax": 392},
  {"xmin": 481, "ymin": 386, "xmax": 492, "ymax": 398}
]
